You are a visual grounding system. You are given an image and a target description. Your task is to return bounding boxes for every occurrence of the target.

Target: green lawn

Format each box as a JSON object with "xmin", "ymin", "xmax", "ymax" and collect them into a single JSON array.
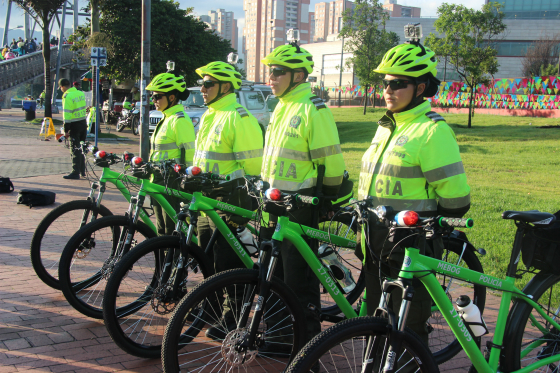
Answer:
[{"xmin": 331, "ymin": 107, "xmax": 560, "ymax": 287}]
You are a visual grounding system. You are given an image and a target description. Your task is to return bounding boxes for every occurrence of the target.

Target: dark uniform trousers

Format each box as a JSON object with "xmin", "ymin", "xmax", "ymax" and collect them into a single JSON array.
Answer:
[
  {"xmin": 152, "ymin": 175, "xmax": 181, "ymax": 236},
  {"xmin": 358, "ymin": 223, "xmax": 444, "ymax": 347},
  {"xmin": 261, "ymin": 204, "xmax": 322, "ymax": 345},
  {"xmin": 68, "ymin": 120, "xmax": 87, "ymax": 175}
]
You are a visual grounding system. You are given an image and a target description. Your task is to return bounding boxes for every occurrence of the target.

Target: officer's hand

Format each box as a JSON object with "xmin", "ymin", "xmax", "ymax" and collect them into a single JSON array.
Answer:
[{"xmin": 64, "ymin": 132, "xmax": 69, "ymax": 137}]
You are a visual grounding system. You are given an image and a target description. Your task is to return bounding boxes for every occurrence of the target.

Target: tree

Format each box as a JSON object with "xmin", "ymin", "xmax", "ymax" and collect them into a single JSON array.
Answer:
[
  {"xmin": 521, "ymin": 33, "xmax": 560, "ymax": 78},
  {"xmin": 13, "ymin": 0, "xmax": 66, "ymax": 118},
  {"xmin": 425, "ymin": 2, "xmax": 506, "ymax": 128},
  {"xmin": 340, "ymin": 0, "xmax": 399, "ymax": 115},
  {"xmin": 71, "ymin": 0, "xmax": 234, "ymax": 85}
]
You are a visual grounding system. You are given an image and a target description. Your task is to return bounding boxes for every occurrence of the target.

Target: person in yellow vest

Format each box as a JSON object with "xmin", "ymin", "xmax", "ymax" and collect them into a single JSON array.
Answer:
[
  {"xmin": 146, "ymin": 72, "xmax": 196, "ymax": 236},
  {"xmin": 60, "ymin": 78, "xmax": 87, "ymax": 179},
  {"xmin": 193, "ymin": 61, "xmax": 263, "ymax": 341},
  {"xmin": 260, "ymin": 43, "xmax": 346, "ymax": 353},
  {"xmin": 358, "ymin": 41, "xmax": 471, "ymax": 346},
  {"xmin": 39, "ymin": 90, "xmax": 45, "ymax": 109}
]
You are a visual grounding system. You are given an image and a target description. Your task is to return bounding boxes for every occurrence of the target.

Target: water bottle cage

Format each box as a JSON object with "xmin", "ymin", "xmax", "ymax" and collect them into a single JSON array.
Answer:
[{"xmin": 460, "ymin": 313, "xmax": 489, "ymax": 337}]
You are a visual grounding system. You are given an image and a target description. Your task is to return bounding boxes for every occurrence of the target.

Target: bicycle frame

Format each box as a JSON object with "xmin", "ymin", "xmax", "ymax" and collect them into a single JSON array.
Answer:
[
  {"xmin": 401, "ymin": 247, "xmax": 560, "ymax": 373},
  {"xmin": 270, "ymin": 214, "xmax": 363, "ymax": 319}
]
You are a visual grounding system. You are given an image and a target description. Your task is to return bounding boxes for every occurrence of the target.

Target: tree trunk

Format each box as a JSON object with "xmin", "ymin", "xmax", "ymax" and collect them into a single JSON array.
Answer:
[
  {"xmin": 372, "ymin": 86, "xmax": 376, "ymax": 107},
  {"xmin": 467, "ymin": 87, "xmax": 474, "ymax": 128},
  {"xmin": 43, "ymin": 15, "xmax": 52, "ymax": 118},
  {"xmin": 363, "ymin": 84, "xmax": 368, "ymax": 115},
  {"xmin": 91, "ymin": 0, "xmax": 100, "ymax": 34}
]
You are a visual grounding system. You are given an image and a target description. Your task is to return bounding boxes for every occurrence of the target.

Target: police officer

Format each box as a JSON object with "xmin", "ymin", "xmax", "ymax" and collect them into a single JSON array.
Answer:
[
  {"xmin": 60, "ymin": 78, "xmax": 87, "ymax": 180},
  {"xmin": 358, "ymin": 42, "xmax": 471, "ymax": 347},
  {"xmin": 193, "ymin": 61, "xmax": 263, "ymax": 340},
  {"xmin": 146, "ymin": 72, "xmax": 195, "ymax": 236},
  {"xmin": 260, "ymin": 43, "xmax": 346, "ymax": 349}
]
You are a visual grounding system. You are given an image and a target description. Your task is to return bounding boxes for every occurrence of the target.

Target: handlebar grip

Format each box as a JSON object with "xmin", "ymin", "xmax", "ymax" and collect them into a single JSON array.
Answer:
[
  {"xmin": 296, "ymin": 194, "xmax": 319, "ymax": 205},
  {"xmin": 438, "ymin": 217, "xmax": 474, "ymax": 228},
  {"xmin": 210, "ymin": 173, "xmax": 230, "ymax": 181}
]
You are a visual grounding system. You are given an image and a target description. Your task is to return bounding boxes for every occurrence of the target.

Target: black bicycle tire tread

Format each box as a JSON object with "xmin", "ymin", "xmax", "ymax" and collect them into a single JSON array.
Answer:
[
  {"xmin": 59, "ymin": 215, "xmax": 156, "ymax": 319},
  {"xmin": 161, "ymin": 268, "xmax": 307, "ymax": 373},
  {"xmin": 103, "ymin": 236, "xmax": 214, "ymax": 358},
  {"xmin": 501, "ymin": 272, "xmax": 560, "ymax": 371},
  {"xmin": 286, "ymin": 316, "xmax": 439, "ymax": 373},
  {"xmin": 30, "ymin": 199, "xmax": 112, "ymax": 290}
]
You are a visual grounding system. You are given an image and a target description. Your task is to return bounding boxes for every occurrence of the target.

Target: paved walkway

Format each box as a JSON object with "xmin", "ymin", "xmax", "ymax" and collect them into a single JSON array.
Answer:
[{"xmin": 0, "ymin": 112, "xmax": 499, "ymax": 372}]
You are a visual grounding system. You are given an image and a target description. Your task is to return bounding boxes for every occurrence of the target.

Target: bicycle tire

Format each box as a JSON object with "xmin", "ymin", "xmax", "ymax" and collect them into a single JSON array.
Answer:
[
  {"xmin": 161, "ymin": 268, "xmax": 306, "ymax": 373},
  {"xmin": 30, "ymin": 199, "xmax": 113, "ymax": 290},
  {"xmin": 430, "ymin": 235, "xmax": 487, "ymax": 364},
  {"xmin": 116, "ymin": 121, "xmax": 125, "ymax": 132},
  {"xmin": 103, "ymin": 235, "xmax": 214, "ymax": 358},
  {"xmin": 59, "ymin": 215, "xmax": 157, "ymax": 319},
  {"xmin": 132, "ymin": 116, "xmax": 139, "ymax": 136},
  {"xmin": 502, "ymin": 272, "xmax": 560, "ymax": 372},
  {"xmin": 317, "ymin": 214, "xmax": 364, "ymax": 315},
  {"xmin": 286, "ymin": 316, "xmax": 439, "ymax": 373}
]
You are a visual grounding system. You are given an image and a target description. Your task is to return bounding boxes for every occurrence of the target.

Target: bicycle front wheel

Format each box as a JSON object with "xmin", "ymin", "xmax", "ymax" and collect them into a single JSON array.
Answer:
[
  {"xmin": 103, "ymin": 235, "xmax": 213, "ymax": 358},
  {"xmin": 162, "ymin": 269, "xmax": 306, "ymax": 373},
  {"xmin": 30, "ymin": 199, "xmax": 112, "ymax": 290},
  {"xmin": 58, "ymin": 215, "xmax": 157, "ymax": 319},
  {"xmin": 286, "ymin": 316, "xmax": 439, "ymax": 373},
  {"xmin": 502, "ymin": 272, "xmax": 560, "ymax": 372}
]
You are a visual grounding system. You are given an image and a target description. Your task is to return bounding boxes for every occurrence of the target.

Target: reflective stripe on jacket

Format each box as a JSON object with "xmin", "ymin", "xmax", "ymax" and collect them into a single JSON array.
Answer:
[
  {"xmin": 358, "ymin": 100, "xmax": 470, "ymax": 213},
  {"xmin": 62, "ymin": 87, "xmax": 86, "ymax": 129},
  {"xmin": 261, "ymin": 83, "xmax": 345, "ymax": 192},
  {"xmin": 193, "ymin": 93, "xmax": 263, "ymax": 178},
  {"xmin": 150, "ymin": 104, "xmax": 196, "ymax": 167}
]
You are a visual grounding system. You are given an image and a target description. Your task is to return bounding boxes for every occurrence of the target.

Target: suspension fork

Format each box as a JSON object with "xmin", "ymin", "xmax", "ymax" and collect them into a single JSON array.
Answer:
[
  {"xmin": 113, "ymin": 194, "xmax": 144, "ymax": 259},
  {"xmin": 79, "ymin": 182, "xmax": 104, "ymax": 227}
]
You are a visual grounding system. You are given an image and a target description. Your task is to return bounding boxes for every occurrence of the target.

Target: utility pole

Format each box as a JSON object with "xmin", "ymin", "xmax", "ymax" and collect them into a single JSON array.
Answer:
[
  {"xmin": 140, "ymin": 0, "xmax": 151, "ymax": 160},
  {"xmin": 338, "ymin": 0, "xmax": 345, "ymax": 107},
  {"xmin": 2, "ymin": 1, "xmax": 12, "ymax": 48},
  {"xmin": 51, "ymin": 4, "xmax": 66, "ymax": 114}
]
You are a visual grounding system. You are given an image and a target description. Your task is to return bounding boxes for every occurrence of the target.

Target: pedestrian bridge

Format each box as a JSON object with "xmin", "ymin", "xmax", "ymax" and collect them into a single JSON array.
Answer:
[{"xmin": 0, "ymin": 45, "xmax": 74, "ymax": 92}]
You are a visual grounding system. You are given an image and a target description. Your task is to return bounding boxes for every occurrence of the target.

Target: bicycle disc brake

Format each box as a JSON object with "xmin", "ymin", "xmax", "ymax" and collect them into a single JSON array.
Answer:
[{"xmin": 222, "ymin": 328, "xmax": 259, "ymax": 366}]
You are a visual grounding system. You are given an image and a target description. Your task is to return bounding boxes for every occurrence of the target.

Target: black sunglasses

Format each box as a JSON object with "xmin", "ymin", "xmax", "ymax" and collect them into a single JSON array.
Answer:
[
  {"xmin": 382, "ymin": 79, "xmax": 413, "ymax": 91},
  {"xmin": 270, "ymin": 67, "xmax": 290, "ymax": 77},
  {"xmin": 151, "ymin": 93, "xmax": 166, "ymax": 101},
  {"xmin": 202, "ymin": 80, "xmax": 218, "ymax": 88}
]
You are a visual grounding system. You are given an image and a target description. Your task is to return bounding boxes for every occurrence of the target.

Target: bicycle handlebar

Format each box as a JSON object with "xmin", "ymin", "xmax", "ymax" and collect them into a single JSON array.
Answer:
[{"xmin": 438, "ymin": 217, "xmax": 474, "ymax": 228}]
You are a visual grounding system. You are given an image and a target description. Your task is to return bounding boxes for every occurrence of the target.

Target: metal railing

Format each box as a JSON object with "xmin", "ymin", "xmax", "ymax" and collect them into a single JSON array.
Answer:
[{"xmin": 0, "ymin": 45, "xmax": 74, "ymax": 91}]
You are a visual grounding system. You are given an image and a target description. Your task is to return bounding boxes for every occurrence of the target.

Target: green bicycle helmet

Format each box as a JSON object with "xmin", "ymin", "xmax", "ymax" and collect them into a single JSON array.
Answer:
[
  {"xmin": 374, "ymin": 43, "xmax": 438, "ymax": 78},
  {"xmin": 196, "ymin": 61, "xmax": 242, "ymax": 89},
  {"xmin": 262, "ymin": 44, "xmax": 314, "ymax": 74},
  {"xmin": 123, "ymin": 101, "xmax": 132, "ymax": 110},
  {"xmin": 146, "ymin": 72, "xmax": 186, "ymax": 92}
]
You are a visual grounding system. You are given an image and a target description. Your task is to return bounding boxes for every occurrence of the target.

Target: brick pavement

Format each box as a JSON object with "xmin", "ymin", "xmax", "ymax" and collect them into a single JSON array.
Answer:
[{"xmin": 0, "ymin": 112, "xmax": 502, "ymax": 372}]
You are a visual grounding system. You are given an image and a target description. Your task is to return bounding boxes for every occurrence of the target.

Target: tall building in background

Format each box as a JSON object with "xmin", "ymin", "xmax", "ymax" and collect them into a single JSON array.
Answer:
[
  {"xmin": 243, "ymin": 0, "xmax": 312, "ymax": 82},
  {"xmin": 383, "ymin": 0, "xmax": 421, "ymax": 18},
  {"xmin": 198, "ymin": 9, "xmax": 238, "ymax": 50},
  {"xmin": 488, "ymin": 0, "xmax": 560, "ymax": 18},
  {"xmin": 313, "ymin": 0, "xmax": 354, "ymax": 42}
]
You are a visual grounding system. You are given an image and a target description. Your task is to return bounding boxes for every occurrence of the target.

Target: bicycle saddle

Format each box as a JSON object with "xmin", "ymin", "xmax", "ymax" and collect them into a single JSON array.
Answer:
[{"xmin": 502, "ymin": 210, "xmax": 556, "ymax": 226}]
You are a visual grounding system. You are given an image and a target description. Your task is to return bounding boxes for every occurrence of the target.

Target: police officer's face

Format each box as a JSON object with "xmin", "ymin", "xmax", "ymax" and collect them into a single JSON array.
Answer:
[
  {"xmin": 269, "ymin": 65, "xmax": 304, "ymax": 96},
  {"xmin": 201, "ymin": 76, "xmax": 231, "ymax": 104},
  {"xmin": 153, "ymin": 91, "xmax": 172, "ymax": 111},
  {"xmin": 383, "ymin": 74, "xmax": 425, "ymax": 113}
]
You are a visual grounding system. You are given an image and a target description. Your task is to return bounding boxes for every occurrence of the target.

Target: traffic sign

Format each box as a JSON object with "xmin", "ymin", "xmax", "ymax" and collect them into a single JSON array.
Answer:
[
  {"xmin": 99, "ymin": 58, "xmax": 107, "ymax": 66},
  {"xmin": 91, "ymin": 58, "xmax": 98, "ymax": 66},
  {"xmin": 91, "ymin": 47, "xmax": 107, "ymax": 58}
]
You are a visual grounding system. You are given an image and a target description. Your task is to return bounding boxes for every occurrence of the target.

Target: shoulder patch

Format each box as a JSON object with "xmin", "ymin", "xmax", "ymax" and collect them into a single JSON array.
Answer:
[
  {"xmin": 310, "ymin": 95, "xmax": 327, "ymax": 110},
  {"xmin": 174, "ymin": 111, "xmax": 185, "ymax": 119},
  {"xmin": 425, "ymin": 111, "xmax": 446, "ymax": 123},
  {"xmin": 236, "ymin": 106, "xmax": 249, "ymax": 118}
]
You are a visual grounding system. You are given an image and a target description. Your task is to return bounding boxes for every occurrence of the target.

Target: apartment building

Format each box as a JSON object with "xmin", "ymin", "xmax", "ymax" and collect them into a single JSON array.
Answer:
[
  {"xmin": 243, "ymin": 0, "xmax": 312, "ymax": 82},
  {"xmin": 313, "ymin": 0, "xmax": 354, "ymax": 42},
  {"xmin": 198, "ymin": 9, "xmax": 238, "ymax": 50},
  {"xmin": 383, "ymin": 0, "xmax": 421, "ymax": 18}
]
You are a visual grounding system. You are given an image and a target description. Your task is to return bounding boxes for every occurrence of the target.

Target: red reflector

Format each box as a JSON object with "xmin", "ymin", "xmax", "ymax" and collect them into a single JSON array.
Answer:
[
  {"xmin": 265, "ymin": 188, "xmax": 282, "ymax": 201},
  {"xmin": 402, "ymin": 211, "xmax": 419, "ymax": 226},
  {"xmin": 131, "ymin": 156, "xmax": 143, "ymax": 165},
  {"xmin": 186, "ymin": 166, "xmax": 202, "ymax": 176},
  {"xmin": 124, "ymin": 153, "xmax": 132, "ymax": 161},
  {"xmin": 96, "ymin": 150, "xmax": 107, "ymax": 159},
  {"xmin": 173, "ymin": 164, "xmax": 182, "ymax": 173}
]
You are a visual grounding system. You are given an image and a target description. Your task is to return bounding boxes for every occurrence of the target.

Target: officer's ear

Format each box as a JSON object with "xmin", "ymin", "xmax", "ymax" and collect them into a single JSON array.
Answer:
[
  {"xmin": 222, "ymin": 82, "xmax": 232, "ymax": 93},
  {"xmin": 294, "ymin": 70, "xmax": 305, "ymax": 84},
  {"xmin": 416, "ymin": 82, "xmax": 426, "ymax": 97}
]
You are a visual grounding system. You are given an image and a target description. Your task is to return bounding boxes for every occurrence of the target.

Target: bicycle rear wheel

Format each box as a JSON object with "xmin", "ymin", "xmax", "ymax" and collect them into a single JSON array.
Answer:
[
  {"xmin": 161, "ymin": 269, "xmax": 306, "ymax": 373},
  {"xmin": 502, "ymin": 272, "xmax": 560, "ymax": 372},
  {"xmin": 30, "ymin": 199, "xmax": 112, "ymax": 290},
  {"xmin": 286, "ymin": 316, "xmax": 439, "ymax": 373},
  {"xmin": 430, "ymin": 234, "xmax": 486, "ymax": 364},
  {"xmin": 103, "ymin": 235, "xmax": 213, "ymax": 358},
  {"xmin": 59, "ymin": 215, "xmax": 156, "ymax": 319}
]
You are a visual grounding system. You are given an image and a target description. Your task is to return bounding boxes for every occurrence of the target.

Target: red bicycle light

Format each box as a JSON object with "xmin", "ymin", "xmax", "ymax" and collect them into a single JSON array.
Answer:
[
  {"xmin": 265, "ymin": 188, "xmax": 282, "ymax": 201},
  {"xmin": 95, "ymin": 150, "xmax": 107, "ymax": 159},
  {"xmin": 173, "ymin": 164, "xmax": 182, "ymax": 173},
  {"xmin": 123, "ymin": 152, "xmax": 134, "ymax": 161},
  {"xmin": 395, "ymin": 210, "xmax": 419, "ymax": 226},
  {"xmin": 131, "ymin": 156, "xmax": 143, "ymax": 165},
  {"xmin": 186, "ymin": 166, "xmax": 202, "ymax": 176}
]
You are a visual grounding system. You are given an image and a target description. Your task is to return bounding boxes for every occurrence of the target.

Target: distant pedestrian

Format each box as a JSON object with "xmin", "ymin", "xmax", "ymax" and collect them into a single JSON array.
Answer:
[
  {"xmin": 39, "ymin": 91, "xmax": 45, "ymax": 109},
  {"xmin": 2, "ymin": 45, "xmax": 9, "ymax": 58},
  {"xmin": 59, "ymin": 78, "xmax": 87, "ymax": 180}
]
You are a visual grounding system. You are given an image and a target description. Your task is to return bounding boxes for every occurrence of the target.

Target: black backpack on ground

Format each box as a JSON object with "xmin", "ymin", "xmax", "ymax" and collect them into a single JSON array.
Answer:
[
  {"xmin": 17, "ymin": 189, "xmax": 56, "ymax": 208},
  {"xmin": 0, "ymin": 177, "xmax": 14, "ymax": 193}
]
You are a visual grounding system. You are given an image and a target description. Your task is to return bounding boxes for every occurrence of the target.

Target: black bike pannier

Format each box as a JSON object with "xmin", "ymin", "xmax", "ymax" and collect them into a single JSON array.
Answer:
[
  {"xmin": 17, "ymin": 189, "xmax": 56, "ymax": 208},
  {"xmin": 521, "ymin": 210, "xmax": 560, "ymax": 274}
]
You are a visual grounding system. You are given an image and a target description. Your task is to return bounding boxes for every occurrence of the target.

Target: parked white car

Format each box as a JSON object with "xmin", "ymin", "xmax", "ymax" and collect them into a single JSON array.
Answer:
[{"xmin": 149, "ymin": 82, "xmax": 272, "ymax": 136}]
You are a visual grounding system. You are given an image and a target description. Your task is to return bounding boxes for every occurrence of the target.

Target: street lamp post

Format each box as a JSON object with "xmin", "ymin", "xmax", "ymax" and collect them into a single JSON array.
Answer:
[{"xmin": 338, "ymin": 0, "xmax": 346, "ymax": 107}]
